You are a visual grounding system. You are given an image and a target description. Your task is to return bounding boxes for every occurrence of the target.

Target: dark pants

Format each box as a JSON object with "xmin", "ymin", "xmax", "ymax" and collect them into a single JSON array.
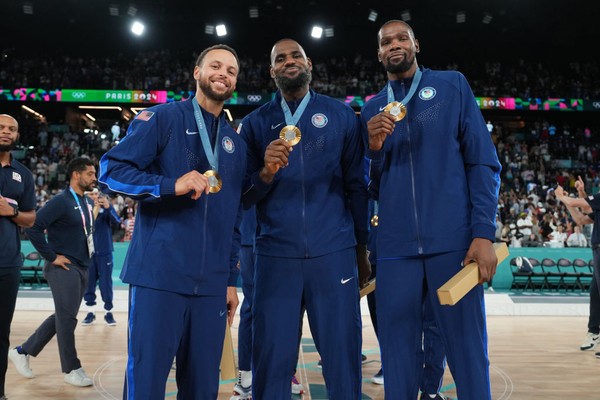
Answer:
[
  {"xmin": 590, "ymin": 249, "xmax": 600, "ymax": 334},
  {"xmin": 0, "ymin": 267, "xmax": 21, "ymax": 396},
  {"xmin": 123, "ymin": 286, "xmax": 226, "ymax": 400},
  {"xmin": 377, "ymin": 251, "xmax": 491, "ymax": 400},
  {"xmin": 367, "ymin": 263, "xmax": 446, "ymax": 394},
  {"xmin": 22, "ymin": 261, "xmax": 88, "ymax": 373},
  {"xmin": 252, "ymin": 248, "xmax": 362, "ymax": 400},
  {"xmin": 84, "ymin": 253, "xmax": 114, "ymax": 311}
]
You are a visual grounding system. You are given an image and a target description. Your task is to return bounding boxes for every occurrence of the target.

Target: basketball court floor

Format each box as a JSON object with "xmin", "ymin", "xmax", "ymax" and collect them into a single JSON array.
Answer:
[{"xmin": 5, "ymin": 290, "xmax": 598, "ymax": 400}]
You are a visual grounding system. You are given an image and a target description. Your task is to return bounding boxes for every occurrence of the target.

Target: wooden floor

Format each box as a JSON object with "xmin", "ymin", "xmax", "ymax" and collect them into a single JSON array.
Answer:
[{"xmin": 5, "ymin": 311, "xmax": 598, "ymax": 400}]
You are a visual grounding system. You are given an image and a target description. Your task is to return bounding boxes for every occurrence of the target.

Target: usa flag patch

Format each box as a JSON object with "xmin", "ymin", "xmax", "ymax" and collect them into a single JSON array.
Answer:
[{"xmin": 136, "ymin": 110, "xmax": 155, "ymax": 121}]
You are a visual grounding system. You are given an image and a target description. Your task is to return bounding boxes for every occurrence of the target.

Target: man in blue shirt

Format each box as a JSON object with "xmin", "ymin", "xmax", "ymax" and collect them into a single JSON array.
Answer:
[
  {"xmin": 99, "ymin": 44, "xmax": 245, "ymax": 399},
  {"xmin": 0, "ymin": 114, "xmax": 36, "ymax": 400},
  {"xmin": 362, "ymin": 20, "xmax": 501, "ymax": 400},
  {"xmin": 10, "ymin": 157, "xmax": 97, "ymax": 388},
  {"xmin": 240, "ymin": 39, "xmax": 369, "ymax": 400}
]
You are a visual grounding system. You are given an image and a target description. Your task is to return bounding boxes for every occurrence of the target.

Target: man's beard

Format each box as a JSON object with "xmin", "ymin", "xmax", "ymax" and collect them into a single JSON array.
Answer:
[
  {"xmin": 199, "ymin": 80, "xmax": 234, "ymax": 102},
  {"xmin": 384, "ymin": 56, "xmax": 414, "ymax": 74},
  {"xmin": 275, "ymin": 70, "xmax": 312, "ymax": 93},
  {"xmin": 0, "ymin": 141, "xmax": 16, "ymax": 152}
]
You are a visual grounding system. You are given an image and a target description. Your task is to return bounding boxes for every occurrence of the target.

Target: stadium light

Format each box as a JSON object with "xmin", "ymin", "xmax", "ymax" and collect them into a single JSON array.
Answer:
[
  {"xmin": 131, "ymin": 21, "xmax": 145, "ymax": 36},
  {"xmin": 21, "ymin": 105, "xmax": 43, "ymax": 119},
  {"xmin": 131, "ymin": 107, "xmax": 147, "ymax": 115},
  {"xmin": 482, "ymin": 12, "xmax": 493, "ymax": 24},
  {"xmin": 311, "ymin": 26, "xmax": 323, "ymax": 39},
  {"xmin": 23, "ymin": 2, "xmax": 33, "ymax": 14},
  {"xmin": 85, "ymin": 113, "xmax": 96, "ymax": 122},
  {"xmin": 324, "ymin": 26, "xmax": 334, "ymax": 37},
  {"xmin": 127, "ymin": 5, "xmax": 138, "ymax": 17},
  {"xmin": 216, "ymin": 24, "xmax": 227, "ymax": 37},
  {"xmin": 205, "ymin": 24, "xmax": 215, "ymax": 34},
  {"xmin": 108, "ymin": 4, "xmax": 119, "ymax": 16},
  {"xmin": 456, "ymin": 11, "xmax": 466, "ymax": 23},
  {"xmin": 249, "ymin": 6, "xmax": 259, "ymax": 18},
  {"xmin": 79, "ymin": 106, "xmax": 123, "ymax": 111},
  {"xmin": 401, "ymin": 9, "xmax": 411, "ymax": 21},
  {"xmin": 368, "ymin": 10, "xmax": 378, "ymax": 22}
]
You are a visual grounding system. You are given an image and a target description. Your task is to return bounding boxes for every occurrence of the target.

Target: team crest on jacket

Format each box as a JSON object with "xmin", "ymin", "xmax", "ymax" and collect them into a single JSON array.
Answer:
[
  {"xmin": 222, "ymin": 136, "xmax": 235, "ymax": 153},
  {"xmin": 311, "ymin": 113, "xmax": 328, "ymax": 128},
  {"xmin": 419, "ymin": 87, "xmax": 436, "ymax": 100},
  {"xmin": 12, "ymin": 172, "xmax": 22, "ymax": 182}
]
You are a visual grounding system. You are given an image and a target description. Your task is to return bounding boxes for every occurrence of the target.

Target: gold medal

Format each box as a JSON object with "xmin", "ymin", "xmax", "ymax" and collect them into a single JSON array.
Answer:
[
  {"xmin": 370, "ymin": 215, "xmax": 379, "ymax": 227},
  {"xmin": 279, "ymin": 125, "xmax": 302, "ymax": 146},
  {"xmin": 383, "ymin": 101, "xmax": 407, "ymax": 122},
  {"xmin": 203, "ymin": 170, "xmax": 222, "ymax": 193}
]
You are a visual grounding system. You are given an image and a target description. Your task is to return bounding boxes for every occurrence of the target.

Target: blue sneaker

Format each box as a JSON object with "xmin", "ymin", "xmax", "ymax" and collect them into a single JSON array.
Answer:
[
  {"xmin": 82, "ymin": 312, "xmax": 95, "ymax": 326},
  {"xmin": 104, "ymin": 312, "xmax": 117, "ymax": 326}
]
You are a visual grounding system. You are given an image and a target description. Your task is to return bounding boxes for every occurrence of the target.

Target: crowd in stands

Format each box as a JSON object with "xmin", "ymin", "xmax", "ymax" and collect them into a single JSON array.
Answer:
[
  {"xmin": 4, "ymin": 50, "xmax": 600, "ymax": 244},
  {"xmin": 2, "ymin": 50, "xmax": 600, "ymax": 99},
  {"xmin": 9, "ymin": 109, "xmax": 600, "ymax": 247}
]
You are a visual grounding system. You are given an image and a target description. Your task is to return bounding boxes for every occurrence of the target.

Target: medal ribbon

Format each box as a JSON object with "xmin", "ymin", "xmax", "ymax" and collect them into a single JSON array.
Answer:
[
  {"xmin": 69, "ymin": 187, "xmax": 93, "ymax": 236},
  {"xmin": 280, "ymin": 91, "xmax": 311, "ymax": 127},
  {"xmin": 386, "ymin": 68, "xmax": 423, "ymax": 106},
  {"xmin": 192, "ymin": 99, "xmax": 221, "ymax": 171}
]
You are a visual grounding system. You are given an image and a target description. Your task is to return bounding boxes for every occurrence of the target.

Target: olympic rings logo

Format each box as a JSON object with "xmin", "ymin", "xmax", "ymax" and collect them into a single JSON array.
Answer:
[
  {"xmin": 592, "ymin": 102, "xmax": 600, "ymax": 109},
  {"xmin": 247, "ymin": 95, "xmax": 262, "ymax": 102},
  {"xmin": 71, "ymin": 92, "xmax": 86, "ymax": 99}
]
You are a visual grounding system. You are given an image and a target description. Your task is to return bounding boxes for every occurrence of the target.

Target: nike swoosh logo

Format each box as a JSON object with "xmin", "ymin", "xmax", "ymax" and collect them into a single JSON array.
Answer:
[
  {"xmin": 379, "ymin": 105, "xmax": 386, "ymax": 111},
  {"xmin": 219, "ymin": 310, "xmax": 226, "ymax": 317},
  {"xmin": 186, "ymin": 129, "xmax": 198, "ymax": 135},
  {"xmin": 341, "ymin": 277, "xmax": 354, "ymax": 284},
  {"xmin": 271, "ymin": 122, "xmax": 284, "ymax": 130}
]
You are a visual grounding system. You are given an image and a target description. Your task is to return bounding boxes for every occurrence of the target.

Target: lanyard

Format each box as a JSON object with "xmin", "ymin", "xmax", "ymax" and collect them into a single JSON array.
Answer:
[
  {"xmin": 280, "ymin": 91, "xmax": 311, "ymax": 127},
  {"xmin": 69, "ymin": 187, "xmax": 93, "ymax": 236},
  {"xmin": 192, "ymin": 99, "xmax": 221, "ymax": 171},
  {"xmin": 387, "ymin": 68, "xmax": 423, "ymax": 105}
]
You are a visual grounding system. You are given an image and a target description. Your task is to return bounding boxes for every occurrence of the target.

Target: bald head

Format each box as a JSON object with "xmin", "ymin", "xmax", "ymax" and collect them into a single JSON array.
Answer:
[
  {"xmin": 377, "ymin": 20, "xmax": 416, "ymax": 44},
  {"xmin": 269, "ymin": 38, "xmax": 312, "ymax": 96},
  {"xmin": 0, "ymin": 114, "xmax": 18, "ymax": 127},
  {"xmin": 0, "ymin": 114, "xmax": 19, "ymax": 153},
  {"xmin": 270, "ymin": 39, "xmax": 307, "ymax": 66}
]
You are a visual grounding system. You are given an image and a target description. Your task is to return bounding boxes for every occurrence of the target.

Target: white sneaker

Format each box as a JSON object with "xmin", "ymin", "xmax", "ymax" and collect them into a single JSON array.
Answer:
[
  {"xmin": 580, "ymin": 332, "xmax": 600, "ymax": 351},
  {"xmin": 291, "ymin": 374, "xmax": 304, "ymax": 395},
  {"xmin": 8, "ymin": 348, "xmax": 34, "ymax": 378},
  {"xmin": 371, "ymin": 368, "xmax": 384, "ymax": 385},
  {"xmin": 64, "ymin": 368, "xmax": 93, "ymax": 387},
  {"xmin": 230, "ymin": 370, "xmax": 252, "ymax": 400}
]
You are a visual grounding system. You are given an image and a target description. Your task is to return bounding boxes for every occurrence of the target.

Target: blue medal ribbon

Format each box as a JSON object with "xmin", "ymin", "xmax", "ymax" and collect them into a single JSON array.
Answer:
[
  {"xmin": 386, "ymin": 68, "xmax": 423, "ymax": 107},
  {"xmin": 280, "ymin": 91, "xmax": 311, "ymax": 127},
  {"xmin": 192, "ymin": 99, "xmax": 221, "ymax": 171}
]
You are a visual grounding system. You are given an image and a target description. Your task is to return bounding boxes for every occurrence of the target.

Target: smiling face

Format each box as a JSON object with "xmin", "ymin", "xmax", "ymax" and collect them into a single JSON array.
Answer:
[
  {"xmin": 270, "ymin": 39, "xmax": 312, "ymax": 93},
  {"xmin": 377, "ymin": 21, "xmax": 419, "ymax": 77},
  {"xmin": 194, "ymin": 48, "xmax": 239, "ymax": 102},
  {"xmin": 0, "ymin": 114, "xmax": 19, "ymax": 153}
]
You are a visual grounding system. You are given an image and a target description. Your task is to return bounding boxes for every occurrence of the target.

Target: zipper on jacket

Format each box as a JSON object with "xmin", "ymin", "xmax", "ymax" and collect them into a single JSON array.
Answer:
[
  {"xmin": 300, "ymin": 139, "xmax": 309, "ymax": 258},
  {"xmin": 406, "ymin": 121, "xmax": 423, "ymax": 254}
]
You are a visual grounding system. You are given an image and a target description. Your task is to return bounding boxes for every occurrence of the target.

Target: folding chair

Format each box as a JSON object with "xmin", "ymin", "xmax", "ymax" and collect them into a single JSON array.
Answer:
[{"xmin": 541, "ymin": 257, "xmax": 564, "ymax": 291}]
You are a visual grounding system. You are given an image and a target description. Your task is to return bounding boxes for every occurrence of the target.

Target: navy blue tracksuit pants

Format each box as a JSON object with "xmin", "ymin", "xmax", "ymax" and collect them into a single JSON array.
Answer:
[
  {"xmin": 377, "ymin": 250, "xmax": 491, "ymax": 400},
  {"xmin": 252, "ymin": 247, "xmax": 362, "ymax": 400}
]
